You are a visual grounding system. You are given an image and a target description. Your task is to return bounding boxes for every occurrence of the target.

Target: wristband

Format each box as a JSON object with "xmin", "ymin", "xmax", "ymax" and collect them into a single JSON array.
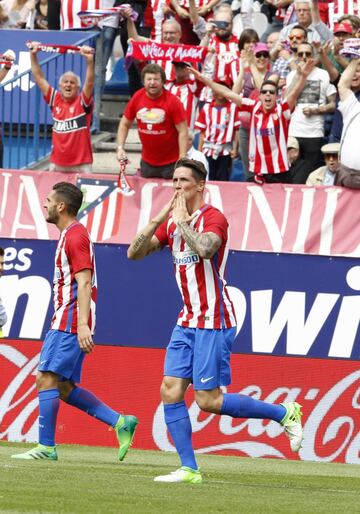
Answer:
[{"xmin": 117, "ymin": 145, "xmax": 124, "ymax": 150}]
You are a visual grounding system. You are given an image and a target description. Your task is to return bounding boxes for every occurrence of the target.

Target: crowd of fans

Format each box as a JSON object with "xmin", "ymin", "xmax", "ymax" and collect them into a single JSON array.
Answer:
[{"xmin": 1, "ymin": 0, "xmax": 360, "ymax": 188}]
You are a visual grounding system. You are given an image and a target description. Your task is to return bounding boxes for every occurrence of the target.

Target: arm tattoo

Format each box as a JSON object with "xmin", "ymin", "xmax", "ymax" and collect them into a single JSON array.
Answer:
[
  {"xmin": 178, "ymin": 222, "xmax": 221, "ymax": 259},
  {"xmin": 132, "ymin": 233, "xmax": 147, "ymax": 252}
]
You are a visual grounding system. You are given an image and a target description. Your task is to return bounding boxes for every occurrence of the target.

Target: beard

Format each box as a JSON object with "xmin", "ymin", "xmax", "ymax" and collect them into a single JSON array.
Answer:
[{"xmin": 216, "ymin": 31, "xmax": 231, "ymax": 41}]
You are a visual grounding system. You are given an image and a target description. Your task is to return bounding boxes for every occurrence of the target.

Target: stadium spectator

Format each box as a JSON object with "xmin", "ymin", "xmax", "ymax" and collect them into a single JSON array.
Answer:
[
  {"xmin": 165, "ymin": 61, "xmax": 203, "ymax": 130},
  {"xmin": 127, "ymin": 157, "xmax": 303, "ymax": 484},
  {"xmin": 266, "ymin": 31, "xmax": 280, "ymax": 51},
  {"xmin": 286, "ymin": 42, "xmax": 336, "ymax": 178},
  {"xmin": 306, "ymin": 142, "xmax": 340, "ymax": 185},
  {"xmin": 235, "ymin": 42, "xmax": 279, "ymax": 180},
  {"xmin": 287, "ymin": 136, "xmax": 309, "ymax": 183},
  {"xmin": 29, "ymin": 42, "xmax": 95, "ymax": 173},
  {"xmin": 170, "ymin": 0, "xmax": 221, "ymax": 45},
  {"xmin": 199, "ymin": 5, "xmax": 240, "ymax": 103},
  {"xmin": 116, "ymin": 63, "xmax": 188, "ymax": 179},
  {"xmin": 47, "ymin": 0, "xmax": 60, "ymax": 29},
  {"xmin": 0, "ymin": 49, "xmax": 15, "ymax": 168},
  {"xmin": 192, "ymin": 58, "xmax": 316, "ymax": 184},
  {"xmin": 122, "ymin": 7, "xmax": 183, "ymax": 83},
  {"xmin": 335, "ymin": 58, "xmax": 360, "ymax": 189},
  {"xmin": 0, "ymin": 0, "xmax": 35, "ymax": 28},
  {"xmin": 328, "ymin": 56, "xmax": 360, "ymax": 143},
  {"xmin": 279, "ymin": 0, "xmax": 332, "ymax": 44},
  {"xmin": 33, "ymin": 0, "xmax": 47, "ymax": 29},
  {"xmin": 0, "ymin": 247, "xmax": 7, "ymax": 339},
  {"xmin": 271, "ymin": 25, "xmax": 307, "ymax": 87},
  {"xmin": 186, "ymin": 129, "xmax": 209, "ymax": 174},
  {"xmin": 195, "ymin": 83, "xmax": 240, "ymax": 181},
  {"xmin": 11, "ymin": 182, "xmax": 138, "ymax": 461}
]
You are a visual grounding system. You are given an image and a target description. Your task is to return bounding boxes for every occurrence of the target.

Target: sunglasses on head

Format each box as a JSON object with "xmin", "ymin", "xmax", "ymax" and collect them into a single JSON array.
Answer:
[
  {"xmin": 260, "ymin": 89, "xmax": 276, "ymax": 94},
  {"xmin": 297, "ymin": 51, "xmax": 312, "ymax": 57},
  {"xmin": 256, "ymin": 51, "xmax": 270, "ymax": 58}
]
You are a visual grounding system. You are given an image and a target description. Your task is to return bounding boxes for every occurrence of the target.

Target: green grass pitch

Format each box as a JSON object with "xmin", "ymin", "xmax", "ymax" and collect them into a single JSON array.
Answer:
[{"xmin": 1, "ymin": 442, "xmax": 360, "ymax": 514}]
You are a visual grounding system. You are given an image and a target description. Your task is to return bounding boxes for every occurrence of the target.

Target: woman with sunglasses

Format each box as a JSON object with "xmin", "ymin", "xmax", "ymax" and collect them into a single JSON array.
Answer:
[{"xmin": 234, "ymin": 41, "xmax": 279, "ymax": 180}]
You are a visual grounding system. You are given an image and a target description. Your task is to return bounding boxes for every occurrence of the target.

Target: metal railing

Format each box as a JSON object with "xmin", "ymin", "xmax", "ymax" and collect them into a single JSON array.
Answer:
[{"xmin": 0, "ymin": 33, "xmax": 99, "ymax": 170}]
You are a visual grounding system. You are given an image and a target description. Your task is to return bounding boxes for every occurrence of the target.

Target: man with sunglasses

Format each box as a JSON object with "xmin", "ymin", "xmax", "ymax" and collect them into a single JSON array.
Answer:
[
  {"xmin": 199, "ymin": 5, "xmax": 240, "ymax": 103},
  {"xmin": 286, "ymin": 42, "xmax": 336, "ymax": 180},
  {"xmin": 278, "ymin": 0, "xmax": 332, "ymax": 45},
  {"xmin": 192, "ymin": 59, "xmax": 315, "ymax": 183},
  {"xmin": 272, "ymin": 26, "xmax": 307, "ymax": 86}
]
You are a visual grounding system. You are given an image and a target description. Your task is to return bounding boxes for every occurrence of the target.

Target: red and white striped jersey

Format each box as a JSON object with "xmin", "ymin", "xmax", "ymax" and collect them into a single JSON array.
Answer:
[
  {"xmin": 177, "ymin": 0, "xmax": 208, "ymax": 8},
  {"xmin": 165, "ymin": 78, "xmax": 202, "ymax": 129},
  {"xmin": 201, "ymin": 35, "xmax": 240, "ymax": 102},
  {"xmin": 153, "ymin": 59, "xmax": 176, "ymax": 82},
  {"xmin": 195, "ymin": 101, "xmax": 240, "ymax": 157},
  {"xmin": 155, "ymin": 205, "xmax": 236, "ymax": 329},
  {"xmin": 51, "ymin": 221, "xmax": 97, "ymax": 334},
  {"xmin": 328, "ymin": 0, "xmax": 359, "ymax": 28},
  {"xmin": 150, "ymin": 0, "xmax": 169, "ymax": 41},
  {"xmin": 60, "ymin": 0, "xmax": 102, "ymax": 30},
  {"xmin": 241, "ymin": 98, "xmax": 292, "ymax": 175}
]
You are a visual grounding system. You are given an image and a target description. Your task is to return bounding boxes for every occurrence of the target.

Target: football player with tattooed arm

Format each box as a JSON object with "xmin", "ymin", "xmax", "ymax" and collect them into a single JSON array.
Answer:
[{"xmin": 128, "ymin": 157, "xmax": 304, "ymax": 484}]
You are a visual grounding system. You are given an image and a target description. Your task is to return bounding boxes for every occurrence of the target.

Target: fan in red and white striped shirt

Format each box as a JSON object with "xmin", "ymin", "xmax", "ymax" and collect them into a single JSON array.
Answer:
[
  {"xmin": 60, "ymin": 0, "xmax": 102, "ymax": 30},
  {"xmin": 165, "ymin": 63, "xmax": 203, "ymax": 129}
]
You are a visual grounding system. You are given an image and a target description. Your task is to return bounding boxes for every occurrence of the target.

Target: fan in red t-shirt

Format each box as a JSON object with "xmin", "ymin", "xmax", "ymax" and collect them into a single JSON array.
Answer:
[
  {"xmin": 29, "ymin": 42, "xmax": 94, "ymax": 173},
  {"xmin": 117, "ymin": 63, "xmax": 188, "ymax": 179}
]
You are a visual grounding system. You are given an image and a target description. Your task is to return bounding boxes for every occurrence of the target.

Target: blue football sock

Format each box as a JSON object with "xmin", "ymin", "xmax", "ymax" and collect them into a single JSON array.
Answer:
[
  {"xmin": 38, "ymin": 389, "xmax": 60, "ymax": 447},
  {"xmin": 164, "ymin": 401, "xmax": 198, "ymax": 470},
  {"xmin": 221, "ymin": 393, "xmax": 286, "ymax": 423},
  {"xmin": 67, "ymin": 387, "xmax": 119, "ymax": 427}
]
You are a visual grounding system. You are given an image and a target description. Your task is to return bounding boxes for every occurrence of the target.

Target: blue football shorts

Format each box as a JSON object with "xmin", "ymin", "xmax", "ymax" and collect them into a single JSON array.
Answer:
[
  {"xmin": 164, "ymin": 325, "xmax": 236, "ymax": 390},
  {"xmin": 38, "ymin": 329, "xmax": 85, "ymax": 383}
]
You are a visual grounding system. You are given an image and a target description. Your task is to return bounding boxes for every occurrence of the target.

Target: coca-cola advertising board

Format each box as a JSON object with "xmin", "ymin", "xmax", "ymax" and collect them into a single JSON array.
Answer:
[{"xmin": 2, "ymin": 340, "xmax": 360, "ymax": 464}]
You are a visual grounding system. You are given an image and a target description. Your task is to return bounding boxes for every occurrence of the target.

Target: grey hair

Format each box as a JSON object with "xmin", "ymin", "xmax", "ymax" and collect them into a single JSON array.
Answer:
[
  {"xmin": 58, "ymin": 71, "xmax": 81, "ymax": 89},
  {"xmin": 163, "ymin": 17, "xmax": 182, "ymax": 33}
]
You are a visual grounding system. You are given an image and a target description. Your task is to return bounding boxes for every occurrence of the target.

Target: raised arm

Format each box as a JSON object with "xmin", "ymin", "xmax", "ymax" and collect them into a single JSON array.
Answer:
[
  {"xmin": 176, "ymin": 120, "xmax": 188, "ymax": 159},
  {"xmin": 0, "ymin": 50, "xmax": 14, "ymax": 83},
  {"xmin": 338, "ymin": 58, "xmax": 360, "ymax": 102},
  {"xmin": 127, "ymin": 194, "xmax": 177, "ymax": 260},
  {"xmin": 29, "ymin": 42, "xmax": 50, "ymax": 96},
  {"xmin": 122, "ymin": 6, "xmax": 149, "ymax": 42},
  {"xmin": 191, "ymin": 67, "xmax": 243, "ymax": 106},
  {"xmin": 284, "ymin": 58, "xmax": 315, "ymax": 110},
  {"xmin": 80, "ymin": 46, "xmax": 94, "ymax": 99}
]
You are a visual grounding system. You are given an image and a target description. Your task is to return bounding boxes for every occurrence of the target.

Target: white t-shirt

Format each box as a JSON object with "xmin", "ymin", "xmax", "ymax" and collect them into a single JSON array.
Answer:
[
  {"xmin": 339, "ymin": 92, "xmax": 360, "ymax": 170},
  {"xmin": 286, "ymin": 67, "xmax": 336, "ymax": 138},
  {"xmin": 187, "ymin": 146, "xmax": 209, "ymax": 175}
]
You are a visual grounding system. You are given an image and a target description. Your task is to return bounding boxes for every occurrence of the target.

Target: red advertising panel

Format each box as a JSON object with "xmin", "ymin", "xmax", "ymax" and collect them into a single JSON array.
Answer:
[
  {"xmin": 1, "ymin": 170, "xmax": 360, "ymax": 257},
  {"xmin": 1, "ymin": 340, "xmax": 359, "ymax": 464}
]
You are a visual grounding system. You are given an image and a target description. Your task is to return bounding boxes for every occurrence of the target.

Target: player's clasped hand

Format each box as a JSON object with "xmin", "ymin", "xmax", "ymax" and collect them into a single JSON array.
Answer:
[
  {"xmin": 172, "ymin": 193, "xmax": 195, "ymax": 225},
  {"xmin": 77, "ymin": 324, "xmax": 95, "ymax": 354}
]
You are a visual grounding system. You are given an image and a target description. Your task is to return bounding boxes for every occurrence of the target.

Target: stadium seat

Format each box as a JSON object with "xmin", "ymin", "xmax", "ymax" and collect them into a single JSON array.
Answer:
[{"xmin": 103, "ymin": 58, "xmax": 129, "ymax": 95}]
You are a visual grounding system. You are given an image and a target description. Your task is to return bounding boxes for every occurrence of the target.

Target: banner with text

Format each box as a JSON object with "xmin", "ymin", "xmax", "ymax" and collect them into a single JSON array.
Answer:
[
  {"xmin": 0, "ymin": 170, "xmax": 360, "ymax": 257},
  {"xmin": 1, "ymin": 341, "xmax": 359, "ymax": 464},
  {"xmin": 0, "ymin": 239, "xmax": 359, "ymax": 359}
]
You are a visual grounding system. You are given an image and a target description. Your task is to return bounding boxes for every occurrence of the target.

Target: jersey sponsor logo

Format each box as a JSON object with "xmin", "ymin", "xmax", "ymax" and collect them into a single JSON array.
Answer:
[
  {"xmin": 136, "ymin": 107, "xmax": 166, "ymax": 125},
  {"xmin": 53, "ymin": 113, "xmax": 87, "ymax": 133},
  {"xmin": 172, "ymin": 250, "xmax": 200, "ymax": 266}
]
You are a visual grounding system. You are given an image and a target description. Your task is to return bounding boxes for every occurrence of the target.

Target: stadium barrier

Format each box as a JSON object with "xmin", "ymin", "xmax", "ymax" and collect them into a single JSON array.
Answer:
[
  {"xmin": 0, "ymin": 170, "xmax": 359, "ymax": 463},
  {"xmin": 0, "ymin": 30, "xmax": 99, "ymax": 169}
]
